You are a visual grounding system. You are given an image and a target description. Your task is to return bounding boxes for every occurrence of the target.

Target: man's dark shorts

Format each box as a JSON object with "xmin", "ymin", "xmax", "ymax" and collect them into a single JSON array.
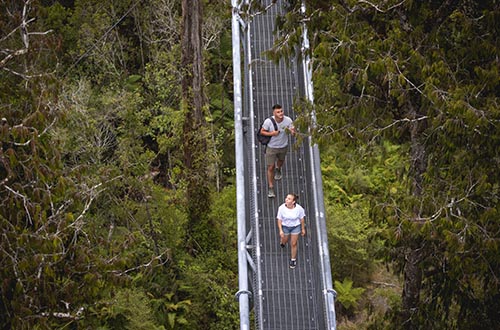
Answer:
[{"xmin": 265, "ymin": 146, "xmax": 288, "ymax": 165}]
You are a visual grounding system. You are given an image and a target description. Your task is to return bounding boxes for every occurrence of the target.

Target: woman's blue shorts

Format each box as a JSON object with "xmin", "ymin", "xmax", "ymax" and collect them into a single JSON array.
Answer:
[{"xmin": 282, "ymin": 224, "xmax": 301, "ymax": 235}]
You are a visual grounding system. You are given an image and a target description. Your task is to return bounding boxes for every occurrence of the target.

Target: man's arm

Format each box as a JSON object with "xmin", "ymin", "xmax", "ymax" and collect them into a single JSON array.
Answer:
[
  {"xmin": 285, "ymin": 117, "xmax": 296, "ymax": 135},
  {"xmin": 260, "ymin": 127, "xmax": 279, "ymax": 136},
  {"xmin": 260, "ymin": 120, "xmax": 279, "ymax": 136}
]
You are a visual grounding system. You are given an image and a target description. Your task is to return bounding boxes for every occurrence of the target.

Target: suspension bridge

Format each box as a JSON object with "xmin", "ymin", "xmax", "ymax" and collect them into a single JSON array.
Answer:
[{"xmin": 232, "ymin": 1, "xmax": 337, "ymax": 329}]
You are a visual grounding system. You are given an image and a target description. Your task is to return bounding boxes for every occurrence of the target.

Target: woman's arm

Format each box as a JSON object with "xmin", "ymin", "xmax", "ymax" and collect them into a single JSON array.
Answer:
[{"xmin": 277, "ymin": 218, "xmax": 284, "ymax": 238}]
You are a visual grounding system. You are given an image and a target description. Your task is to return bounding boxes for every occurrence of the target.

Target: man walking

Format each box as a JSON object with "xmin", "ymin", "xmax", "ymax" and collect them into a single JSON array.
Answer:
[{"xmin": 259, "ymin": 104, "xmax": 295, "ymax": 198}]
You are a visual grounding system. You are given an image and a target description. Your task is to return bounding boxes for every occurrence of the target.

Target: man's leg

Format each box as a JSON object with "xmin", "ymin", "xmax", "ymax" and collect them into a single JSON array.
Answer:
[
  {"xmin": 276, "ymin": 159, "xmax": 284, "ymax": 168},
  {"xmin": 265, "ymin": 149, "xmax": 277, "ymax": 197},
  {"xmin": 275, "ymin": 159, "xmax": 284, "ymax": 180},
  {"xmin": 267, "ymin": 164, "xmax": 275, "ymax": 188},
  {"xmin": 274, "ymin": 148, "xmax": 287, "ymax": 180}
]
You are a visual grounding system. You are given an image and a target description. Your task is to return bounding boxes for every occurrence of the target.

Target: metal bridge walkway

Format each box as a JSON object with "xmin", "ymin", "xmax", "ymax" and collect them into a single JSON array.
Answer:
[{"xmin": 232, "ymin": 1, "xmax": 336, "ymax": 330}]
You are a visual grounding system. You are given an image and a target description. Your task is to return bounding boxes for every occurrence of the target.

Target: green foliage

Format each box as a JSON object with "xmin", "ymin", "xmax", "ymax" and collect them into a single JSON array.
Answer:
[
  {"xmin": 92, "ymin": 288, "xmax": 165, "ymax": 330},
  {"xmin": 319, "ymin": 137, "xmax": 407, "ymax": 326},
  {"xmin": 207, "ymin": 185, "xmax": 238, "ymax": 254},
  {"xmin": 365, "ymin": 285, "xmax": 402, "ymax": 330},
  {"xmin": 178, "ymin": 256, "xmax": 239, "ymax": 330},
  {"xmin": 1, "ymin": 0, "xmax": 238, "ymax": 329},
  {"xmin": 322, "ymin": 140, "xmax": 406, "ymax": 286},
  {"xmin": 152, "ymin": 293, "xmax": 191, "ymax": 329},
  {"xmin": 328, "ymin": 203, "xmax": 375, "ymax": 285},
  {"xmin": 171, "ymin": 186, "xmax": 239, "ymax": 329},
  {"xmin": 275, "ymin": 0, "xmax": 500, "ymax": 328},
  {"xmin": 335, "ymin": 278, "xmax": 366, "ymax": 311}
]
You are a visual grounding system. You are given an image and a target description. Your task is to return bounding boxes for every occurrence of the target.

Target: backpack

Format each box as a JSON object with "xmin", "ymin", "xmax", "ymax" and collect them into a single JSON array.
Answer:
[{"xmin": 256, "ymin": 117, "xmax": 278, "ymax": 146}]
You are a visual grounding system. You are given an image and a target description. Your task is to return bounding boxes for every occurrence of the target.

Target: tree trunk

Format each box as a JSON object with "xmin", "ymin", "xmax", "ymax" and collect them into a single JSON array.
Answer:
[
  {"xmin": 401, "ymin": 103, "xmax": 428, "ymax": 329},
  {"xmin": 181, "ymin": 0, "xmax": 210, "ymax": 253},
  {"xmin": 402, "ymin": 246, "xmax": 423, "ymax": 329},
  {"xmin": 181, "ymin": 0, "xmax": 205, "ymax": 118}
]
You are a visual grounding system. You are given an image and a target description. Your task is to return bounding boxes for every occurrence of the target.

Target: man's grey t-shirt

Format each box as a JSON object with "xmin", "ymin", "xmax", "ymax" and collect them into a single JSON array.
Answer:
[{"xmin": 262, "ymin": 116, "xmax": 294, "ymax": 148}]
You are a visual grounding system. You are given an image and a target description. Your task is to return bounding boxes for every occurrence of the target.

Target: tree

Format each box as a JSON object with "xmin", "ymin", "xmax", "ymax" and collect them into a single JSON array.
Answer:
[
  {"xmin": 271, "ymin": 0, "xmax": 500, "ymax": 328},
  {"xmin": 0, "ymin": 1, "xmax": 112, "ymax": 327},
  {"xmin": 1, "ymin": 0, "xmax": 239, "ymax": 328},
  {"xmin": 0, "ymin": 1, "xmax": 176, "ymax": 328},
  {"xmin": 180, "ymin": 0, "xmax": 213, "ymax": 253}
]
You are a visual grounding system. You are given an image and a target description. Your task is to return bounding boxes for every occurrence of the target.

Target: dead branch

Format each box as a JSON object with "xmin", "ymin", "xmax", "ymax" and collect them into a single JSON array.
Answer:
[
  {"xmin": 4, "ymin": 185, "xmax": 33, "ymax": 225},
  {"xmin": 110, "ymin": 250, "xmax": 170, "ymax": 276},
  {"xmin": 0, "ymin": 0, "xmax": 53, "ymax": 72}
]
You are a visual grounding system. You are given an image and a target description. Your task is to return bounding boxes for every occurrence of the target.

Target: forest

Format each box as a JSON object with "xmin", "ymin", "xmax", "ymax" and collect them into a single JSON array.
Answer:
[{"xmin": 0, "ymin": 0, "xmax": 498, "ymax": 329}]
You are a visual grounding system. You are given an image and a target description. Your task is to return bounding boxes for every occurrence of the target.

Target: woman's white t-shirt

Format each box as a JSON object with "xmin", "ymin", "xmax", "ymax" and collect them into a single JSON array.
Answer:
[{"xmin": 277, "ymin": 203, "xmax": 305, "ymax": 227}]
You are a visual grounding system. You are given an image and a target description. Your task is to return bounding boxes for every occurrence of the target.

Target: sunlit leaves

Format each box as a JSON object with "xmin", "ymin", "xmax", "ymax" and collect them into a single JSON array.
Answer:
[{"xmin": 335, "ymin": 278, "xmax": 366, "ymax": 311}]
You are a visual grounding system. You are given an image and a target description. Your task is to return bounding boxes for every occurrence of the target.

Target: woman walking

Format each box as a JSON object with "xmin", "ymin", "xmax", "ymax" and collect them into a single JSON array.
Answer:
[{"xmin": 277, "ymin": 193, "xmax": 306, "ymax": 269}]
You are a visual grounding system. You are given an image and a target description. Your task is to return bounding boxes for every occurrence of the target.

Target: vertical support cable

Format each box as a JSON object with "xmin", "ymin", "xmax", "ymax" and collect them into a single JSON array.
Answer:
[
  {"xmin": 232, "ymin": 1, "xmax": 251, "ymax": 329},
  {"xmin": 300, "ymin": 2, "xmax": 337, "ymax": 329},
  {"xmin": 244, "ymin": 4, "xmax": 264, "ymax": 327}
]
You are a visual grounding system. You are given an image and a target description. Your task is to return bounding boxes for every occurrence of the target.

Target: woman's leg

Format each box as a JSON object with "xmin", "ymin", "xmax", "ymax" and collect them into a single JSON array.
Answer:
[
  {"xmin": 280, "ymin": 233, "xmax": 289, "ymax": 245},
  {"xmin": 290, "ymin": 234, "xmax": 299, "ymax": 259}
]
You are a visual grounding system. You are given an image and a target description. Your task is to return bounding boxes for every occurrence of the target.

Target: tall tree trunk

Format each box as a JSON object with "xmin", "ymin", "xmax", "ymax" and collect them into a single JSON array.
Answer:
[
  {"xmin": 401, "ymin": 103, "xmax": 428, "ymax": 329},
  {"xmin": 181, "ymin": 0, "xmax": 205, "ymax": 117},
  {"xmin": 181, "ymin": 0, "xmax": 210, "ymax": 253}
]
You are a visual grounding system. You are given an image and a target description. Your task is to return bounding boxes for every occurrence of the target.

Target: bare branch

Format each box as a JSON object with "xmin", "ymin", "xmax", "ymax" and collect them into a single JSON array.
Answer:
[
  {"xmin": 41, "ymin": 307, "xmax": 84, "ymax": 320},
  {"xmin": 110, "ymin": 250, "xmax": 170, "ymax": 276},
  {"xmin": 0, "ymin": 49, "xmax": 28, "ymax": 68},
  {"xmin": 2, "ymin": 66, "xmax": 52, "ymax": 79},
  {"xmin": 4, "ymin": 185, "xmax": 33, "ymax": 225},
  {"xmin": 358, "ymin": 0, "xmax": 408, "ymax": 13},
  {"xmin": 372, "ymin": 280, "xmax": 398, "ymax": 287},
  {"xmin": 393, "ymin": 60, "xmax": 428, "ymax": 99},
  {"xmin": 248, "ymin": 0, "xmax": 278, "ymax": 18},
  {"xmin": 28, "ymin": 30, "xmax": 53, "ymax": 36},
  {"xmin": 372, "ymin": 116, "xmax": 428, "ymax": 134},
  {"xmin": 68, "ymin": 175, "xmax": 123, "ymax": 242},
  {"xmin": 3, "ymin": 118, "xmax": 57, "ymax": 147},
  {"xmin": 0, "ymin": 0, "xmax": 52, "ymax": 72}
]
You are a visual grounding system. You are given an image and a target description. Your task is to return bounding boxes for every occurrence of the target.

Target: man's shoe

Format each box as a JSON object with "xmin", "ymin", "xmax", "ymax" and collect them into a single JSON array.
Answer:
[
  {"xmin": 289, "ymin": 259, "xmax": 297, "ymax": 269},
  {"xmin": 268, "ymin": 187, "xmax": 275, "ymax": 198},
  {"xmin": 274, "ymin": 167, "xmax": 282, "ymax": 180}
]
